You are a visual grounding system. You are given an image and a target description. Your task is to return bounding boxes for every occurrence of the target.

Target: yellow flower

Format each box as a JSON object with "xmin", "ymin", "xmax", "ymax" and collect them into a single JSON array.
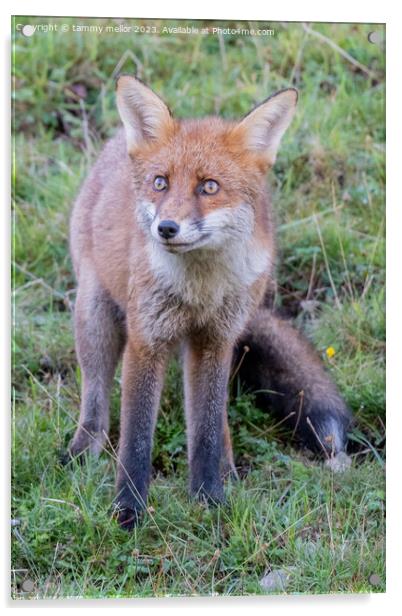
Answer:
[{"xmin": 326, "ymin": 346, "xmax": 336, "ymax": 359}]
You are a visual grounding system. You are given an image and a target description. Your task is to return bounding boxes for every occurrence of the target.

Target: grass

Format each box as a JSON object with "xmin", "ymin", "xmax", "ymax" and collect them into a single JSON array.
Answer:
[{"xmin": 11, "ymin": 17, "xmax": 385, "ymax": 598}]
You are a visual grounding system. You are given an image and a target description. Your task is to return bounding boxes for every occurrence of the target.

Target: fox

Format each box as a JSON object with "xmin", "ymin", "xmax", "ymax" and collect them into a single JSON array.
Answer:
[{"xmin": 68, "ymin": 75, "xmax": 352, "ymax": 530}]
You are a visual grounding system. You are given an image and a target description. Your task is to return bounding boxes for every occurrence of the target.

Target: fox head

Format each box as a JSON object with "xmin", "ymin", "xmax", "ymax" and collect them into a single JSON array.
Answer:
[{"xmin": 116, "ymin": 75, "xmax": 297, "ymax": 254}]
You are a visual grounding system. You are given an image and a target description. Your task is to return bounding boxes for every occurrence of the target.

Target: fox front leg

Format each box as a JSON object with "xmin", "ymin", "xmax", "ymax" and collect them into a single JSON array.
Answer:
[
  {"xmin": 183, "ymin": 337, "xmax": 233, "ymax": 504},
  {"xmin": 115, "ymin": 340, "xmax": 168, "ymax": 530}
]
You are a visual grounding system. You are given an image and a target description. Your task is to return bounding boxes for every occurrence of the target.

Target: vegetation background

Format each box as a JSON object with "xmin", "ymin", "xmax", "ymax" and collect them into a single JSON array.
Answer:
[{"xmin": 12, "ymin": 17, "xmax": 385, "ymax": 598}]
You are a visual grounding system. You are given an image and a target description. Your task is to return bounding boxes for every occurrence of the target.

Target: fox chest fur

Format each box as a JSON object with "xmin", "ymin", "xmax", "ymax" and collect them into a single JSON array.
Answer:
[{"xmin": 126, "ymin": 226, "xmax": 271, "ymax": 345}]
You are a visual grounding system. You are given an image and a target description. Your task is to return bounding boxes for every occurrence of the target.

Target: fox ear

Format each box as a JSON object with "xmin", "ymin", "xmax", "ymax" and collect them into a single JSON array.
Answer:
[
  {"xmin": 238, "ymin": 89, "xmax": 298, "ymax": 165},
  {"xmin": 116, "ymin": 75, "xmax": 173, "ymax": 153}
]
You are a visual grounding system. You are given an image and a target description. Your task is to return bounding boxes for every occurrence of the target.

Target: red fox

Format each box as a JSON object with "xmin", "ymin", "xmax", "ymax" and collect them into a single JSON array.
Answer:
[{"xmin": 68, "ymin": 76, "xmax": 351, "ymax": 530}]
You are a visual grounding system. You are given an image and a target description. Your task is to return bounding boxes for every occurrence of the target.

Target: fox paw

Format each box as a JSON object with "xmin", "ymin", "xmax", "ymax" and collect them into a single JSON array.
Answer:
[
  {"xmin": 116, "ymin": 507, "xmax": 143, "ymax": 531},
  {"xmin": 59, "ymin": 446, "xmax": 88, "ymax": 466},
  {"xmin": 190, "ymin": 480, "xmax": 225, "ymax": 506}
]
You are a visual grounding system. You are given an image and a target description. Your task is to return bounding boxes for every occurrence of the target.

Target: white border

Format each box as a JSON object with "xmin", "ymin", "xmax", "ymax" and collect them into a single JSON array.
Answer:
[
  {"xmin": 2, "ymin": 0, "xmax": 391, "ymax": 23},
  {"xmin": 2, "ymin": 0, "xmax": 401, "ymax": 613}
]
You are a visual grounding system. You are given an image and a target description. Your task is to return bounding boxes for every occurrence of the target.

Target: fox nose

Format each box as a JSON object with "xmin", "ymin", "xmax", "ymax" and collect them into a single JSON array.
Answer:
[{"xmin": 158, "ymin": 220, "xmax": 180, "ymax": 240}]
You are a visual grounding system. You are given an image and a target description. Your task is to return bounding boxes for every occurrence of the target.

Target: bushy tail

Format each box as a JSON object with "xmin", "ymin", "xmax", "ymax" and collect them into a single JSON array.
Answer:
[{"xmin": 235, "ymin": 308, "xmax": 352, "ymax": 455}]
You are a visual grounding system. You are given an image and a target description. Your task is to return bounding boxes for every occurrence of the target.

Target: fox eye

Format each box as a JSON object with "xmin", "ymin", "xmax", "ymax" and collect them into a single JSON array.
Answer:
[
  {"xmin": 153, "ymin": 176, "xmax": 168, "ymax": 191},
  {"xmin": 200, "ymin": 179, "xmax": 219, "ymax": 195}
]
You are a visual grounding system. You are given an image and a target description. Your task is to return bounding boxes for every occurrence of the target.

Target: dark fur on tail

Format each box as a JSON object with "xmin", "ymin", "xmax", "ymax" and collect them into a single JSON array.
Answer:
[{"xmin": 235, "ymin": 308, "xmax": 352, "ymax": 455}]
